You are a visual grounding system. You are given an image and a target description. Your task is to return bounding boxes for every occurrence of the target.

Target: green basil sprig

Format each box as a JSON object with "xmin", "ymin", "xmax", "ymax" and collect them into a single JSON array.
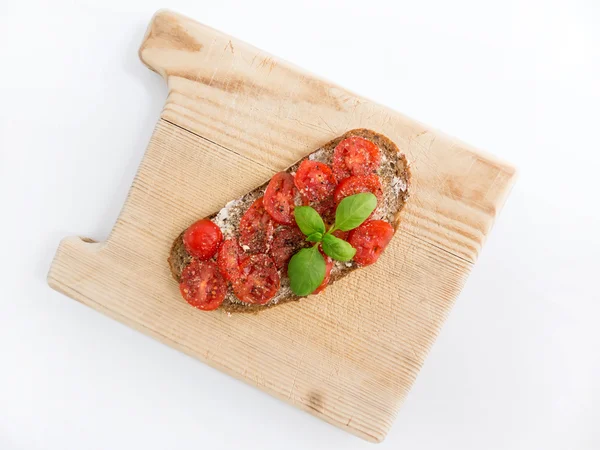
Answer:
[
  {"xmin": 321, "ymin": 234, "xmax": 356, "ymax": 261},
  {"xmin": 294, "ymin": 206, "xmax": 325, "ymax": 236},
  {"xmin": 333, "ymin": 192, "xmax": 378, "ymax": 231},
  {"xmin": 288, "ymin": 247, "xmax": 326, "ymax": 296},
  {"xmin": 288, "ymin": 192, "xmax": 377, "ymax": 296}
]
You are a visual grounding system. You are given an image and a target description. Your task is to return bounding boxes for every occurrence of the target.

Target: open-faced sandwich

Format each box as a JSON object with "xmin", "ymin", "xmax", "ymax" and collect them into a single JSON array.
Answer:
[{"xmin": 168, "ymin": 129, "xmax": 410, "ymax": 313}]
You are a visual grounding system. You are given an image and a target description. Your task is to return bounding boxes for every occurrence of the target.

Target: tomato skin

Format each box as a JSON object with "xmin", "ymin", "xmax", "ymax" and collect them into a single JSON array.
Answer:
[
  {"xmin": 332, "ymin": 136, "xmax": 381, "ymax": 181},
  {"xmin": 264, "ymin": 172, "xmax": 298, "ymax": 225},
  {"xmin": 183, "ymin": 219, "xmax": 223, "ymax": 260},
  {"xmin": 269, "ymin": 226, "xmax": 306, "ymax": 270},
  {"xmin": 313, "ymin": 250, "xmax": 334, "ymax": 294},
  {"xmin": 217, "ymin": 238, "xmax": 247, "ymax": 282},
  {"xmin": 333, "ymin": 174, "xmax": 383, "ymax": 206},
  {"xmin": 179, "ymin": 260, "xmax": 226, "ymax": 311},
  {"xmin": 239, "ymin": 197, "xmax": 275, "ymax": 253},
  {"xmin": 294, "ymin": 160, "xmax": 337, "ymax": 203},
  {"xmin": 348, "ymin": 220, "xmax": 394, "ymax": 266},
  {"xmin": 233, "ymin": 254, "xmax": 281, "ymax": 305}
]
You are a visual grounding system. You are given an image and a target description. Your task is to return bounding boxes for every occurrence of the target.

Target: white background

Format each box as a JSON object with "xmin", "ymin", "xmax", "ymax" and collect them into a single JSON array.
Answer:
[{"xmin": 1, "ymin": 1, "xmax": 598, "ymax": 448}]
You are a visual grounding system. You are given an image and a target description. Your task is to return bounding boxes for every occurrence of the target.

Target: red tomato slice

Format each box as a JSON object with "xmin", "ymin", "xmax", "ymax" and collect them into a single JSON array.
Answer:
[
  {"xmin": 313, "ymin": 250, "xmax": 334, "ymax": 294},
  {"xmin": 332, "ymin": 136, "xmax": 381, "ymax": 181},
  {"xmin": 269, "ymin": 226, "xmax": 306, "ymax": 270},
  {"xmin": 239, "ymin": 197, "xmax": 275, "ymax": 253},
  {"xmin": 332, "ymin": 229, "xmax": 349, "ymax": 241},
  {"xmin": 183, "ymin": 219, "xmax": 223, "ymax": 260},
  {"xmin": 348, "ymin": 220, "xmax": 394, "ymax": 266},
  {"xmin": 301, "ymin": 195, "xmax": 336, "ymax": 225},
  {"xmin": 264, "ymin": 172, "xmax": 298, "ymax": 225},
  {"xmin": 233, "ymin": 254, "xmax": 280, "ymax": 305},
  {"xmin": 333, "ymin": 174, "xmax": 383, "ymax": 206},
  {"xmin": 294, "ymin": 160, "xmax": 337, "ymax": 203},
  {"xmin": 179, "ymin": 260, "xmax": 226, "ymax": 311},
  {"xmin": 217, "ymin": 238, "xmax": 247, "ymax": 282}
]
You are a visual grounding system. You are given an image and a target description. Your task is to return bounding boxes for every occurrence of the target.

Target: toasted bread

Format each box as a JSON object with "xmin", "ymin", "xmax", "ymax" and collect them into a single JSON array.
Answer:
[{"xmin": 168, "ymin": 129, "xmax": 411, "ymax": 313}]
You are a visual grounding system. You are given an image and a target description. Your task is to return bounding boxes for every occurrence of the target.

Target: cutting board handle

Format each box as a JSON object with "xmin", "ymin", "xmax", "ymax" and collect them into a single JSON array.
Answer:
[
  {"xmin": 47, "ymin": 236, "xmax": 106, "ymax": 298},
  {"xmin": 139, "ymin": 10, "xmax": 204, "ymax": 79}
]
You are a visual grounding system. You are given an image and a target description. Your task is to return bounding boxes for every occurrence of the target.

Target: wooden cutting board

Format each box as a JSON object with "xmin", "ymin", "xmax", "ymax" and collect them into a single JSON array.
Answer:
[{"xmin": 48, "ymin": 10, "xmax": 516, "ymax": 442}]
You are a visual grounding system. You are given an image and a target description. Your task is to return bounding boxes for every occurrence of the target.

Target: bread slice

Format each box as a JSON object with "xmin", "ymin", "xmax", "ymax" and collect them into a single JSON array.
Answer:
[{"xmin": 168, "ymin": 129, "xmax": 411, "ymax": 313}]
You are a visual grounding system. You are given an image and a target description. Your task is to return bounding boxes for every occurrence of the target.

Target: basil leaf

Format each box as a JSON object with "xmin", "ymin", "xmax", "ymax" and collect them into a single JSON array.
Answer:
[
  {"xmin": 322, "ymin": 233, "xmax": 356, "ymax": 261},
  {"xmin": 306, "ymin": 232, "xmax": 323, "ymax": 242},
  {"xmin": 294, "ymin": 206, "xmax": 326, "ymax": 236},
  {"xmin": 288, "ymin": 247, "xmax": 326, "ymax": 296},
  {"xmin": 334, "ymin": 193, "xmax": 377, "ymax": 231}
]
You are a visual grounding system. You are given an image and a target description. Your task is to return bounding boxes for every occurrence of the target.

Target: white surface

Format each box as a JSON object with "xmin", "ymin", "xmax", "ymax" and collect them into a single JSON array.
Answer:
[{"xmin": 1, "ymin": 1, "xmax": 598, "ymax": 448}]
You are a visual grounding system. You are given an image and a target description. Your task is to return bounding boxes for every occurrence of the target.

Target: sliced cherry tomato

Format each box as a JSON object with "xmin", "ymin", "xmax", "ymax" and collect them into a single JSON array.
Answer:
[
  {"xmin": 179, "ymin": 260, "xmax": 226, "ymax": 311},
  {"xmin": 239, "ymin": 197, "xmax": 275, "ymax": 253},
  {"xmin": 332, "ymin": 229, "xmax": 349, "ymax": 241},
  {"xmin": 333, "ymin": 174, "xmax": 383, "ymax": 206},
  {"xmin": 313, "ymin": 250, "xmax": 334, "ymax": 294},
  {"xmin": 233, "ymin": 254, "xmax": 280, "ymax": 305},
  {"xmin": 269, "ymin": 226, "xmax": 306, "ymax": 270},
  {"xmin": 217, "ymin": 238, "xmax": 247, "ymax": 282},
  {"xmin": 264, "ymin": 172, "xmax": 298, "ymax": 225},
  {"xmin": 302, "ymin": 195, "xmax": 336, "ymax": 225},
  {"xmin": 183, "ymin": 219, "xmax": 223, "ymax": 260},
  {"xmin": 348, "ymin": 220, "xmax": 395, "ymax": 266},
  {"xmin": 332, "ymin": 136, "xmax": 381, "ymax": 181},
  {"xmin": 294, "ymin": 160, "xmax": 337, "ymax": 203}
]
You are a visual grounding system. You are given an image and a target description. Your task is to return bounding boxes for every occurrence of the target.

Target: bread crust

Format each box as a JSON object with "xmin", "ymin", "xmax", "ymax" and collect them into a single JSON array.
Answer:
[{"xmin": 168, "ymin": 129, "xmax": 411, "ymax": 313}]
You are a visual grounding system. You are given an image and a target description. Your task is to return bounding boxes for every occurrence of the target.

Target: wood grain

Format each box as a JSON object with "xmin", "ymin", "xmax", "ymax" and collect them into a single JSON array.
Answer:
[{"xmin": 48, "ymin": 10, "xmax": 516, "ymax": 442}]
